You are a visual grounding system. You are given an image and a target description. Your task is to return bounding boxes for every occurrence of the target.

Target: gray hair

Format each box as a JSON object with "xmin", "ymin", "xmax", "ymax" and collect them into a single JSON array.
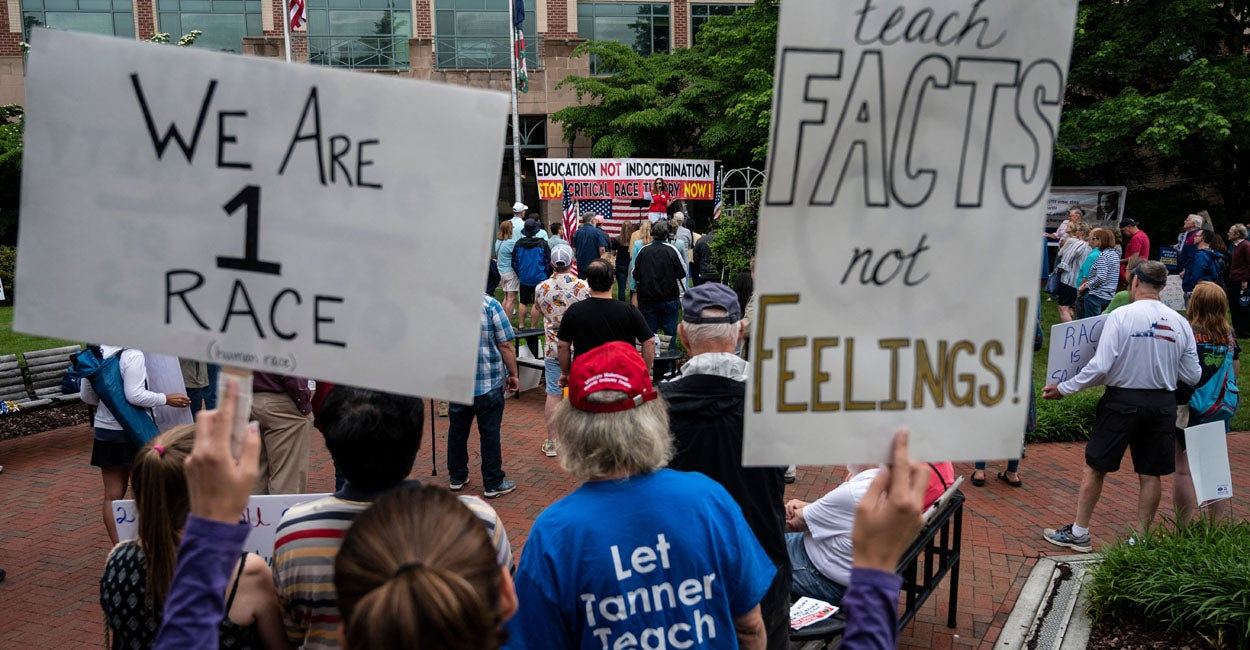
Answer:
[
  {"xmin": 652, "ymin": 220, "xmax": 671, "ymax": 240},
  {"xmin": 1233, "ymin": 224, "xmax": 1248, "ymax": 240},
  {"xmin": 681, "ymin": 308, "xmax": 739, "ymax": 349},
  {"xmin": 1134, "ymin": 260, "xmax": 1168, "ymax": 289},
  {"xmin": 1188, "ymin": 213, "xmax": 1205, "ymax": 228},
  {"xmin": 555, "ymin": 390, "xmax": 673, "ymax": 481},
  {"xmin": 672, "ymin": 212, "xmax": 685, "ymax": 225}
]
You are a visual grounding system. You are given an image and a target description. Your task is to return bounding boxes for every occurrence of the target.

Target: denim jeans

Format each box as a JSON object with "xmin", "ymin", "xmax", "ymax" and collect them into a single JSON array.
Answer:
[
  {"xmin": 1079, "ymin": 293, "xmax": 1110, "ymax": 319},
  {"xmin": 786, "ymin": 532, "xmax": 847, "ymax": 605},
  {"xmin": 640, "ymin": 299, "xmax": 681, "ymax": 345},
  {"xmin": 617, "ymin": 271, "xmax": 630, "ymax": 301},
  {"xmin": 204, "ymin": 364, "xmax": 221, "ymax": 410},
  {"xmin": 186, "ymin": 385, "xmax": 210, "ymax": 419},
  {"xmin": 447, "ymin": 385, "xmax": 507, "ymax": 489}
]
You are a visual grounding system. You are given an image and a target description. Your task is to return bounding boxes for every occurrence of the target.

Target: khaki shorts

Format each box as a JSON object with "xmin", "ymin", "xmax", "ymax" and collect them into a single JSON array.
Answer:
[{"xmin": 499, "ymin": 270, "xmax": 520, "ymax": 292}]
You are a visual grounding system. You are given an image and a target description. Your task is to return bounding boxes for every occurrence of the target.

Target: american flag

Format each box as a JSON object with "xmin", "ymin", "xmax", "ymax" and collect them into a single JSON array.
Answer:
[
  {"xmin": 579, "ymin": 198, "xmax": 649, "ymax": 237},
  {"xmin": 288, "ymin": 0, "xmax": 306, "ymax": 30},
  {"xmin": 513, "ymin": 0, "xmax": 528, "ymax": 93},
  {"xmin": 712, "ymin": 172, "xmax": 723, "ymax": 220},
  {"xmin": 562, "ymin": 179, "xmax": 578, "ymax": 274}
]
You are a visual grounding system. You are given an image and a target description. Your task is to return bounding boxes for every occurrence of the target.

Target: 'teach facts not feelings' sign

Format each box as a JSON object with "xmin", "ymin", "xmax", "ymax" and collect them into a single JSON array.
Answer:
[
  {"xmin": 744, "ymin": 0, "xmax": 1078, "ymax": 465},
  {"xmin": 16, "ymin": 29, "xmax": 509, "ymax": 402}
]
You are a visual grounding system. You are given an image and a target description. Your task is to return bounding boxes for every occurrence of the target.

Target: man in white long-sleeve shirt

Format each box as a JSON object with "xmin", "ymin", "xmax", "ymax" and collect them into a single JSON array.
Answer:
[{"xmin": 1041, "ymin": 261, "xmax": 1201, "ymax": 551}]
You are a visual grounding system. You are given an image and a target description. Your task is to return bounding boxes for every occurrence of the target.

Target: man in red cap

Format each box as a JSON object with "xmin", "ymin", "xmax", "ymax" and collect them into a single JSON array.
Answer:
[{"xmin": 507, "ymin": 341, "xmax": 773, "ymax": 649}]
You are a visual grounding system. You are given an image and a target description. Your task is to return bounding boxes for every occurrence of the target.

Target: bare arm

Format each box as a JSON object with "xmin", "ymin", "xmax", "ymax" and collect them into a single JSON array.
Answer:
[
  {"xmin": 785, "ymin": 499, "xmax": 810, "ymax": 532},
  {"xmin": 558, "ymin": 341, "xmax": 572, "ymax": 387},
  {"xmin": 732, "ymin": 605, "xmax": 766, "ymax": 650},
  {"xmin": 641, "ymin": 337, "xmax": 655, "ymax": 371},
  {"xmin": 498, "ymin": 340, "xmax": 520, "ymax": 392},
  {"xmin": 236, "ymin": 556, "xmax": 291, "ymax": 650}
]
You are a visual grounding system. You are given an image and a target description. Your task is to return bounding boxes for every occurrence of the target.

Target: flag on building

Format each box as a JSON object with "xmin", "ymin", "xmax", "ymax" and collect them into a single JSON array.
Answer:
[
  {"xmin": 712, "ymin": 171, "xmax": 723, "ymax": 220},
  {"xmin": 513, "ymin": 0, "xmax": 528, "ymax": 93},
  {"xmin": 562, "ymin": 179, "xmax": 578, "ymax": 274},
  {"xmin": 289, "ymin": 0, "xmax": 306, "ymax": 30}
]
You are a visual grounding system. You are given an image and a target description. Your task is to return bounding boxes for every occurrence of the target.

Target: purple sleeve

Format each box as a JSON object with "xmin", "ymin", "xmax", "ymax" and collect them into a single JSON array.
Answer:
[
  {"xmin": 282, "ymin": 376, "xmax": 313, "ymax": 414},
  {"xmin": 838, "ymin": 568, "xmax": 902, "ymax": 650},
  {"xmin": 153, "ymin": 515, "xmax": 250, "ymax": 650}
]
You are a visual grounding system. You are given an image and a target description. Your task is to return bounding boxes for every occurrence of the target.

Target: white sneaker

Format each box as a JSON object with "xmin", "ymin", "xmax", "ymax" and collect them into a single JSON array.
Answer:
[{"xmin": 541, "ymin": 440, "xmax": 558, "ymax": 457}]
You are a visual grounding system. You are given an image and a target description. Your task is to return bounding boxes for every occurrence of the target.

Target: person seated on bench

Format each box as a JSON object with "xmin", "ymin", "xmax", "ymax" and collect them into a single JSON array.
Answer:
[{"xmin": 784, "ymin": 461, "xmax": 954, "ymax": 604}]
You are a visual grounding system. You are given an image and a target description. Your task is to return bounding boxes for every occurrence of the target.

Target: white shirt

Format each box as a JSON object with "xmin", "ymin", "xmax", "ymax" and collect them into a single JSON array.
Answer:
[
  {"xmin": 79, "ymin": 346, "xmax": 167, "ymax": 430},
  {"xmin": 1058, "ymin": 298, "xmax": 1201, "ymax": 395},
  {"xmin": 800, "ymin": 468, "xmax": 879, "ymax": 587}
]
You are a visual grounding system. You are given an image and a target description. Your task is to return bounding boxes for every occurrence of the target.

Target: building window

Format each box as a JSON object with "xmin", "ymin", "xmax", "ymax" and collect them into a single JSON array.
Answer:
[
  {"xmin": 434, "ymin": 0, "xmax": 537, "ymax": 70},
  {"xmin": 21, "ymin": 0, "xmax": 136, "ymax": 40},
  {"xmin": 157, "ymin": 0, "xmax": 262, "ymax": 52},
  {"xmin": 689, "ymin": 2, "xmax": 744, "ymax": 45},
  {"xmin": 578, "ymin": 2, "xmax": 669, "ymax": 73},
  {"xmin": 306, "ymin": 0, "xmax": 411, "ymax": 69}
]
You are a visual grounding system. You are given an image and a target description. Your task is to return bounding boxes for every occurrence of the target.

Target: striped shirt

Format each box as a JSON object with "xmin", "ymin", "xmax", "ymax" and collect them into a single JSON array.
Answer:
[
  {"xmin": 1086, "ymin": 247, "xmax": 1121, "ymax": 299},
  {"xmin": 272, "ymin": 487, "xmax": 513, "ymax": 650}
]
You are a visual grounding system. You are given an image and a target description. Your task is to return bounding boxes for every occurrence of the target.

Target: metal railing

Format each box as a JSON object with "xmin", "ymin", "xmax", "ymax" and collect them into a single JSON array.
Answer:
[
  {"xmin": 433, "ymin": 35, "xmax": 541, "ymax": 70},
  {"xmin": 307, "ymin": 34, "xmax": 410, "ymax": 69}
]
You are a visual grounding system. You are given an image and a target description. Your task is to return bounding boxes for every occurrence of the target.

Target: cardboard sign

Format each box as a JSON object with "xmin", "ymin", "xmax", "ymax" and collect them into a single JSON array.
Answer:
[
  {"xmin": 1045, "ymin": 186, "xmax": 1127, "ymax": 231},
  {"xmin": 533, "ymin": 158, "xmax": 716, "ymax": 201},
  {"xmin": 1045, "ymin": 315, "xmax": 1107, "ymax": 385},
  {"xmin": 744, "ymin": 0, "xmax": 1079, "ymax": 464},
  {"xmin": 15, "ymin": 29, "xmax": 509, "ymax": 403},
  {"xmin": 1161, "ymin": 275, "xmax": 1186, "ymax": 312},
  {"xmin": 1184, "ymin": 421, "xmax": 1233, "ymax": 506},
  {"xmin": 113, "ymin": 493, "xmax": 330, "ymax": 562}
]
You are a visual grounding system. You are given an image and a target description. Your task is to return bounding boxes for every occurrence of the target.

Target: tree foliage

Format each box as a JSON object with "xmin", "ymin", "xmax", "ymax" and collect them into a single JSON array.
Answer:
[
  {"xmin": 1055, "ymin": 1, "xmax": 1250, "ymax": 228},
  {"xmin": 553, "ymin": 0, "xmax": 777, "ymax": 170}
]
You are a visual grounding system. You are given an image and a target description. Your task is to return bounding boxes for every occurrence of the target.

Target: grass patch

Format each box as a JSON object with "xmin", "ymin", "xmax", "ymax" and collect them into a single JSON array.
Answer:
[
  {"xmin": 1029, "ymin": 294, "xmax": 1101, "ymax": 442},
  {"xmin": 1087, "ymin": 518, "xmax": 1250, "ymax": 647},
  {"xmin": 0, "ymin": 306, "xmax": 78, "ymax": 356}
]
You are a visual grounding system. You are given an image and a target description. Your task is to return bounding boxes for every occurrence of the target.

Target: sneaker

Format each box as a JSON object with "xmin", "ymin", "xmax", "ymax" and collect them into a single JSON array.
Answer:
[
  {"xmin": 449, "ymin": 478, "xmax": 469, "ymax": 491},
  {"xmin": 783, "ymin": 465, "xmax": 797, "ymax": 484},
  {"xmin": 1042, "ymin": 524, "xmax": 1092, "ymax": 552},
  {"xmin": 484, "ymin": 480, "xmax": 517, "ymax": 498},
  {"xmin": 541, "ymin": 440, "xmax": 558, "ymax": 457}
]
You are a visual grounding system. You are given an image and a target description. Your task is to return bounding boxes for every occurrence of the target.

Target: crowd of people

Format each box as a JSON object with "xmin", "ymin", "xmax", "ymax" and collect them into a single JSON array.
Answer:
[{"xmin": 48, "ymin": 198, "xmax": 1243, "ymax": 649}]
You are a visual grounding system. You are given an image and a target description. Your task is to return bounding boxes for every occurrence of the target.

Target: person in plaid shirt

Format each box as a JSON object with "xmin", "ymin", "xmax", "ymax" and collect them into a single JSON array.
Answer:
[{"xmin": 447, "ymin": 290, "xmax": 521, "ymax": 498}]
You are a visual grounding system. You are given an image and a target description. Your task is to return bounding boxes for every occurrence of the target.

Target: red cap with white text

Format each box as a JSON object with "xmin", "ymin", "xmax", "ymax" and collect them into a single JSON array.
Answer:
[{"xmin": 567, "ymin": 341, "xmax": 658, "ymax": 413}]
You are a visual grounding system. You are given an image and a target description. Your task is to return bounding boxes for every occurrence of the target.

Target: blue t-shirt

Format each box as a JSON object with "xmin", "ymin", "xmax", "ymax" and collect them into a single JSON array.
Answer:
[
  {"xmin": 573, "ymin": 226, "xmax": 609, "ymax": 271},
  {"xmin": 506, "ymin": 469, "xmax": 775, "ymax": 649}
]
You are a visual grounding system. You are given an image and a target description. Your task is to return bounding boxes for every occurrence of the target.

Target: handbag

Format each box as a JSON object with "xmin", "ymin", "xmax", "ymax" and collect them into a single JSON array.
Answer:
[
  {"xmin": 68, "ymin": 348, "xmax": 160, "ymax": 447},
  {"xmin": 1044, "ymin": 268, "xmax": 1063, "ymax": 295}
]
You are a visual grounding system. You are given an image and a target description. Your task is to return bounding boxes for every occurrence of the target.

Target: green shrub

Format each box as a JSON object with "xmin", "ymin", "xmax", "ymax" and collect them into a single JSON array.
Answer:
[
  {"xmin": 709, "ymin": 190, "xmax": 758, "ymax": 280},
  {"xmin": 1030, "ymin": 386, "xmax": 1101, "ymax": 443},
  {"xmin": 1086, "ymin": 519, "xmax": 1250, "ymax": 647}
]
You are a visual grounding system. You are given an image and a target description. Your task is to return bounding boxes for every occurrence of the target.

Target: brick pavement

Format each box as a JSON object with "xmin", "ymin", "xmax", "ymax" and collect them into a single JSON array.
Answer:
[{"xmin": 1, "ymin": 391, "xmax": 1247, "ymax": 648}]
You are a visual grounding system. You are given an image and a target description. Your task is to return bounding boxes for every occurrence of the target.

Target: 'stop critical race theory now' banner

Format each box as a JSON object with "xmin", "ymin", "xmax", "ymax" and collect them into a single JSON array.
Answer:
[{"xmin": 533, "ymin": 158, "xmax": 716, "ymax": 201}]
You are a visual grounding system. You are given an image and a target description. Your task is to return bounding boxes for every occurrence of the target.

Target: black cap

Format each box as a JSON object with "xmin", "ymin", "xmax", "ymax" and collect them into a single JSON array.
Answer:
[
  {"xmin": 1120, "ymin": 218, "xmax": 1138, "ymax": 228},
  {"xmin": 682, "ymin": 283, "xmax": 742, "ymax": 323}
]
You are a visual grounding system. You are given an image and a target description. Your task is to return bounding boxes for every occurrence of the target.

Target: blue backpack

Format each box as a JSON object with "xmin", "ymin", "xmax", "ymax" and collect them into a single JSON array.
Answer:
[
  {"xmin": 67, "ymin": 348, "xmax": 160, "ymax": 446},
  {"xmin": 514, "ymin": 239, "xmax": 550, "ymax": 286},
  {"xmin": 1189, "ymin": 342, "xmax": 1240, "ymax": 424}
]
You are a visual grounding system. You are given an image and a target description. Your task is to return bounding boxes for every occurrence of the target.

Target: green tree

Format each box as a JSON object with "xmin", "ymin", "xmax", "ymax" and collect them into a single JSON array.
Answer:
[
  {"xmin": 1055, "ymin": 1, "xmax": 1250, "ymax": 229},
  {"xmin": 553, "ymin": 0, "xmax": 777, "ymax": 170}
]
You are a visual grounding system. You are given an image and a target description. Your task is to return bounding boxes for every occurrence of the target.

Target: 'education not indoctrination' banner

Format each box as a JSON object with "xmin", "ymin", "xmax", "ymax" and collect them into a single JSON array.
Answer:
[
  {"xmin": 745, "ymin": 0, "xmax": 1080, "ymax": 465},
  {"xmin": 533, "ymin": 158, "xmax": 716, "ymax": 201}
]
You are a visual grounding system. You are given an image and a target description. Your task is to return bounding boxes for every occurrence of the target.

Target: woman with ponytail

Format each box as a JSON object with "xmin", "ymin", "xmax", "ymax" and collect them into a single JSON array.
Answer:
[
  {"xmin": 334, "ymin": 484, "xmax": 516, "ymax": 650},
  {"xmin": 99, "ymin": 424, "xmax": 287, "ymax": 650}
]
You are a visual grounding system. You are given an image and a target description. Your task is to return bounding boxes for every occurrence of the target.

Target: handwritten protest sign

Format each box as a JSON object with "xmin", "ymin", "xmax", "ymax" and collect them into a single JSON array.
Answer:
[
  {"xmin": 1160, "ymin": 275, "xmax": 1186, "ymax": 312},
  {"xmin": 114, "ymin": 494, "xmax": 329, "ymax": 562},
  {"xmin": 1184, "ymin": 421, "xmax": 1233, "ymax": 506},
  {"xmin": 1045, "ymin": 315, "xmax": 1107, "ymax": 385},
  {"xmin": 15, "ymin": 29, "xmax": 509, "ymax": 403},
  {"xmin": 533, "ymin": 158, "xmax": 716, "ymax": 201},
  {"xmin": 744, "ymin": 0, "xmax": 1079, "ymax": 464}
]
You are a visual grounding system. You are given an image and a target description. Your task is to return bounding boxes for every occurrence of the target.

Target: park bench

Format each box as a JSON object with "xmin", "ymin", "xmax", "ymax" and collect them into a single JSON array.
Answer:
[
  {"xmin": 0, "ymin": 353, "xmax": 27, "ymax": 412},
  {"xmin": 789, "ymin": 476, "xmax": 965, "ymax": 648},
  {"xmin": 21, "ymin": 345, "xmax": 85, "ymax": 409}
]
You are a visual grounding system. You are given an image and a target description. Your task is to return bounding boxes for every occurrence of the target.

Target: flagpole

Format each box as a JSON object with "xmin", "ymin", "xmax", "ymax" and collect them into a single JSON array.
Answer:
[
  {"xmin": 281, "ymin": 0, "xmax": 293, "ymax": 62},
  {"xmin": 507, "ymin": 0, "xmax": 523, "ymax": 206}
]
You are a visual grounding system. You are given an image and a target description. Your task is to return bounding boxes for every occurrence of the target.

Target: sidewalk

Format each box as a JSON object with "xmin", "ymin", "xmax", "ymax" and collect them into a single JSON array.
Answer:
[{"xmin": 1, "ymin": 390, "xmax": 1247, "ymax": 648}]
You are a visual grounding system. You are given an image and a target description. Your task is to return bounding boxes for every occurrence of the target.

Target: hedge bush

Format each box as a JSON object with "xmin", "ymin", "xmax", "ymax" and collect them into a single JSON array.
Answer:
[{"xmin": 1087, "ymin": 519, "xmax": 1250, "ymax": 647}]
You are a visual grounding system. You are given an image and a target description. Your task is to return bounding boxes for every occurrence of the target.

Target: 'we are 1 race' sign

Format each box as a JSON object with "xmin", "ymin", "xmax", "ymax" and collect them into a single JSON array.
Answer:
[
  {"xmin": 745, "ymin": 0, "xmax": 1079, "ymax": 465},
  {"xmin": 16, "ymin": 29, "xmax": 509, "ymax": 402}
]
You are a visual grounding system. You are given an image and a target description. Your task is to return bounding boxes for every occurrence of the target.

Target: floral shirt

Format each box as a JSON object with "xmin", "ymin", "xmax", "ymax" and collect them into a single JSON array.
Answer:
[{"xmin": 534, "ymin": 273, "xmax": 591, "ymax": 358}]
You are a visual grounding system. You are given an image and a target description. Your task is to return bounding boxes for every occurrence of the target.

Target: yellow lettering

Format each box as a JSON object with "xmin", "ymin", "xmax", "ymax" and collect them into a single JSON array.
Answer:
[
  {"xmin": 913, "ymin": 339, "xmax": 947, "ymax": 408},
  {"xmin": 753, "ymin": 294, "xmax": 800, "ymax": 413},
  {"xmin": 844, "ymin": 337, "xmax": 875, "ymax": 411},
  {"xmin": 811, "ymin": 337, "xmax": 840, "ymax": 411},
  {"xmin": 979, "ymin": 340, "xmax": 1005, "ymax": 405},
  {"xmin": 878, "ymin": 338, "xmax": 909, "ymax": 410},
  {"xmin": 947, "ymin": 340, "xmax": 976, "ymax": 407},
  {"xmin": 778, "ymin": 337, "xmax": 808, "ymax": 412}
]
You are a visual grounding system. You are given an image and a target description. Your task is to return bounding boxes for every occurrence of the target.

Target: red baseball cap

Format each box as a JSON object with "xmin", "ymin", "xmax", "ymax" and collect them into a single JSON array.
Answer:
[{"xmin": 567, "ymin": 341, "xmax": 658, "ymax": 413}]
